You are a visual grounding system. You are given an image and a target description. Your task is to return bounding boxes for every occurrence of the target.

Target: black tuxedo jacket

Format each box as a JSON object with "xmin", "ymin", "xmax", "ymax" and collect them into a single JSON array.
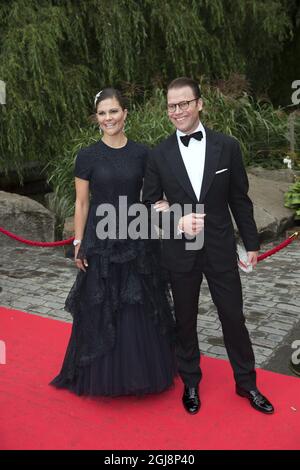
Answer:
[{"xmin": 142, "ymin": 127, "xmax": 260, "ymax": 273}]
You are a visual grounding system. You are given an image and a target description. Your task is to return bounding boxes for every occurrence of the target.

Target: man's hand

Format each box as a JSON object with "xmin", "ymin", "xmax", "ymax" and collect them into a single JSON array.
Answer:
[
  {"xmin": 178, "ymin": 213, "xmax": 205, "ymax": 236},
  {"xmin": 247, "ymin": 251, "xmax": 258, "ymax": 268}
]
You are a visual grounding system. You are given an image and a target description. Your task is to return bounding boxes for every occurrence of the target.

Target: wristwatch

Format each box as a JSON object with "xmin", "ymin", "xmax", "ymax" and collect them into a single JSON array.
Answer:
[{"xmin": 73, "ymin": 239, "xmax": 82, "ymax": 247}]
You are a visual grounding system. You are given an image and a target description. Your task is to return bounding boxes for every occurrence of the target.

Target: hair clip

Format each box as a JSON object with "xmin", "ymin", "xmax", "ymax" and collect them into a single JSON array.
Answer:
[{"xmin": 94, "ymin": 90, "xmax": 103, "ymax": 107}]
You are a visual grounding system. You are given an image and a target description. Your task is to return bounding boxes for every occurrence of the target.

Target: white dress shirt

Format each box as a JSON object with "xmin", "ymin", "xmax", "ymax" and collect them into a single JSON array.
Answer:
[{"xmin": 176, "ymin": 121, "xmax": 206, "ymax": 201}]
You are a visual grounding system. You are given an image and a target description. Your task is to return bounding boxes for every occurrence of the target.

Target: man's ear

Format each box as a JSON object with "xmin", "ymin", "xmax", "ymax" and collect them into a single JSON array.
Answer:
[{"xmin": 197, "ymin": 99, "xmax": 203, "ymax": 112}]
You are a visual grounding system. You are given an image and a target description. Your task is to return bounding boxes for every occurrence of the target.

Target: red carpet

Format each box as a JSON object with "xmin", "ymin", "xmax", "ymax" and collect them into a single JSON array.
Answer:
[{"xmin": 0, "ymin": 306, "xmax": 299, "ymax": 450}]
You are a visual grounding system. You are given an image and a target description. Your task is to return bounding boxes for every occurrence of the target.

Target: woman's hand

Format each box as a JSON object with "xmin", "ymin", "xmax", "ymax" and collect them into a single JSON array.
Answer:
[
  {"xmin": 154, "ymin": 199, "xmax": 170, "ymax": 212},
  {"xmin": 74, "ymin": 244, "xmax": 88, "ymax": 272}
]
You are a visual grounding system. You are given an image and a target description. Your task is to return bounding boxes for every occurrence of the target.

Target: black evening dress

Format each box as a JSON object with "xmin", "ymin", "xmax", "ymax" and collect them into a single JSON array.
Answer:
[{"xmin": 50, "ymin": 140, "xmax": 176, "ymax": 396}]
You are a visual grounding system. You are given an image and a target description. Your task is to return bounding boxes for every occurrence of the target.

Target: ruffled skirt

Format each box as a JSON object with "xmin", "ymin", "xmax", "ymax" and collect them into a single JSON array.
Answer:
[{"xmin": 50, "ymin": 239, "xmax": 176, "ymax": 396}]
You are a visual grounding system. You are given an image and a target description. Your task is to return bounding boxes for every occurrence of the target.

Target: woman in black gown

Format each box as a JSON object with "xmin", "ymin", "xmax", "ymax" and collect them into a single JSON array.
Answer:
[{"xmin": 50, "ymin": 88, "xmax": 176, "ymax": 396}]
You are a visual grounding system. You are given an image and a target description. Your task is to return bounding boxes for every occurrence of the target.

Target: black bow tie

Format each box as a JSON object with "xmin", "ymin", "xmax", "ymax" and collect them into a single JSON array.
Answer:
[{"xmin": 180, "ymin": 131, "xmax": 203, "ymax": 147}]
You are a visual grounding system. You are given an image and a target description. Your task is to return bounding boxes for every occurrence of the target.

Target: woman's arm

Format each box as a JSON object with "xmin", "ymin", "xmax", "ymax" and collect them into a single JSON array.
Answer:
[{"xmin": 74, "ymin": 177, "xmax": 90, "ymax": 271}]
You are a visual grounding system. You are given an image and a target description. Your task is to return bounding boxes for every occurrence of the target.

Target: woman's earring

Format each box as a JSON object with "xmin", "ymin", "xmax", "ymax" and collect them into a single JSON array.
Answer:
[{"xmin": 99, "ymin": 126, "xmax": 103, "ymax": 136}]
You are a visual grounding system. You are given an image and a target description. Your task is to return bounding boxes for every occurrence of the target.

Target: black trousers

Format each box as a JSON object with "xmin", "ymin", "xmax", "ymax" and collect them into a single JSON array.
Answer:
[{"xmin": 170, "ymin": 250, "xmax": 257, "ymax": 391}]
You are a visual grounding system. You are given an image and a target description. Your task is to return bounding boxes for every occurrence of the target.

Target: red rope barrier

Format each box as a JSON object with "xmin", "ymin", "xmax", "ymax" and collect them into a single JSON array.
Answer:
[
  {"xmin": 0, "ymin": 226, "xmax": 298, "ymax": 254},
  {"xmin": 0, "ymin": 227, "xmax": 74, "ymax": 247},
  {"xmin": 257, "ymin": 232, "xmax": 299, "ymax": 262}
]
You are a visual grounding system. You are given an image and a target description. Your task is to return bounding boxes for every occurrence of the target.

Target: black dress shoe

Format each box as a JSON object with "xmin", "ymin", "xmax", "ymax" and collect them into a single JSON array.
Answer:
[
  {"xmin": 182, "ymin": 386, "xmax": 201, "ymax": 414},
  {"xmin": 236, "ymin": 386, "xmax": 274, "ymax": 414}
]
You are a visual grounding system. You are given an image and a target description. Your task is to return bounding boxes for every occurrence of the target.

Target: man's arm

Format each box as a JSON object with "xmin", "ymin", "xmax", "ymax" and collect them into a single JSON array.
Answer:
[
  {"xmin": 143, "ymin": 148, "xmax": 183, "ymax": 238},
  {"xmin": 228, "ymin": 140, "xmax": 260, "ymax": 254}
]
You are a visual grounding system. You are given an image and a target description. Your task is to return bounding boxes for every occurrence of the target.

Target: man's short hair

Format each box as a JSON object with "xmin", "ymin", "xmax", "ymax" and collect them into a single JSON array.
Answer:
[{"xmin": 167, "ymin": 77, "xmax": 201, "ymax": 99}]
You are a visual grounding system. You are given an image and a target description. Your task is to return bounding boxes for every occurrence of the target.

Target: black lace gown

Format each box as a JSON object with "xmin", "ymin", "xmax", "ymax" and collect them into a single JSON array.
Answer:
[{"xmin": 50, "ymin": 140, "xmax": 176, "ymax": 396}]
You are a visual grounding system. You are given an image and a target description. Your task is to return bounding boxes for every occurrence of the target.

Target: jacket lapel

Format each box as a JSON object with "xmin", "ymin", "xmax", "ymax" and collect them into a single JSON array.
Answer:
[
  {"xmin": 199, "ymin": 127, "xmax": 222, "ymax": 202},
  {"xmin": 164, "ymin": 133, "xmax": 198, "ymax": 202}
]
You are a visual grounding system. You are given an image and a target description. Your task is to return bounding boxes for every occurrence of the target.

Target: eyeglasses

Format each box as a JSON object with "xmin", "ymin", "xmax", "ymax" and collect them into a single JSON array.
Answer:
[{"xmin": 167, "ymin": 98, "xmax": 199, "ymax": 113}]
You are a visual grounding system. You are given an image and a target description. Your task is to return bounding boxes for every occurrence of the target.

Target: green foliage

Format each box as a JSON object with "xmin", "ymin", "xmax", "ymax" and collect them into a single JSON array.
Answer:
[
  {"xmin": 200, "ymin": 82, "xmax": 290, "ymax": 168},
  {"xmin": 268, "ymin": 0, "xmax": 300, "ymax": 106},
  {"xmin": 284, "ymin": 180, "xmax": 300, "ymax": 219},
  {"xmin": 0, "ymin": 0, "xmax": 294, "ymax": 177},
  {"xmin": 46, "ymin": 127, "xmax": 99, "ymax": 228},
  {"xmin": 0, "ymin": 0, "xmax": 91, "ymax": 177},
  {"xmin": 126, "ymin": 89, "xmax": 174, "ymax": 145}
]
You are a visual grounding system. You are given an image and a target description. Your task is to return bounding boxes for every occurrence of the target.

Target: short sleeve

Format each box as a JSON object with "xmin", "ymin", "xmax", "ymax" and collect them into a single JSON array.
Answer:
[{"xmin": 74, "ymin": 150, "xmax": 92, "ymax": 181}]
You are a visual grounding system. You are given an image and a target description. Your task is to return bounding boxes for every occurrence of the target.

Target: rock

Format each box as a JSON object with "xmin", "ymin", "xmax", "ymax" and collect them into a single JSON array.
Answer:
[
  {"xmin": 63, "ymin": 216, "xmax": 74, "ymax": 239},
  {"xmin": 63, "ymin": 216, "xmax": 75, "ymax": 258},
  {"xmin": 247, "ymin": 167, "xmax": 298, "ymax": 183},
  {"xmin": 248, "ymin": 174, "xmax": 295, "ymax": 239},
  {"xmin": 0, "ymin": 191, "xmax": 55, "ymax": 247}
]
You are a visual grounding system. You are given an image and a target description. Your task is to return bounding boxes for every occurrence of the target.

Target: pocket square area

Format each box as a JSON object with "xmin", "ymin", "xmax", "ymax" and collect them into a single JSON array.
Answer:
[{"xmin": 215, "ymin": 168, "xmax": 228, "ymax": 174}]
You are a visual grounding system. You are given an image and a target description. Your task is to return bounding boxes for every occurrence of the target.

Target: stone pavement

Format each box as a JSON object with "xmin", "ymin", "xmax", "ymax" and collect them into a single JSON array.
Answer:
[{"xmin": 0, "ymin": 234, "xmax": 299, "ymax": 376}]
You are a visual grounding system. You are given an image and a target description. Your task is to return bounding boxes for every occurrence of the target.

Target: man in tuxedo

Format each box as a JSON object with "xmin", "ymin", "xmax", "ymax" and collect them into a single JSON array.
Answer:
[{"xmin": 143, "ymin": 77, "xmax": 274, "ymax": 415}]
